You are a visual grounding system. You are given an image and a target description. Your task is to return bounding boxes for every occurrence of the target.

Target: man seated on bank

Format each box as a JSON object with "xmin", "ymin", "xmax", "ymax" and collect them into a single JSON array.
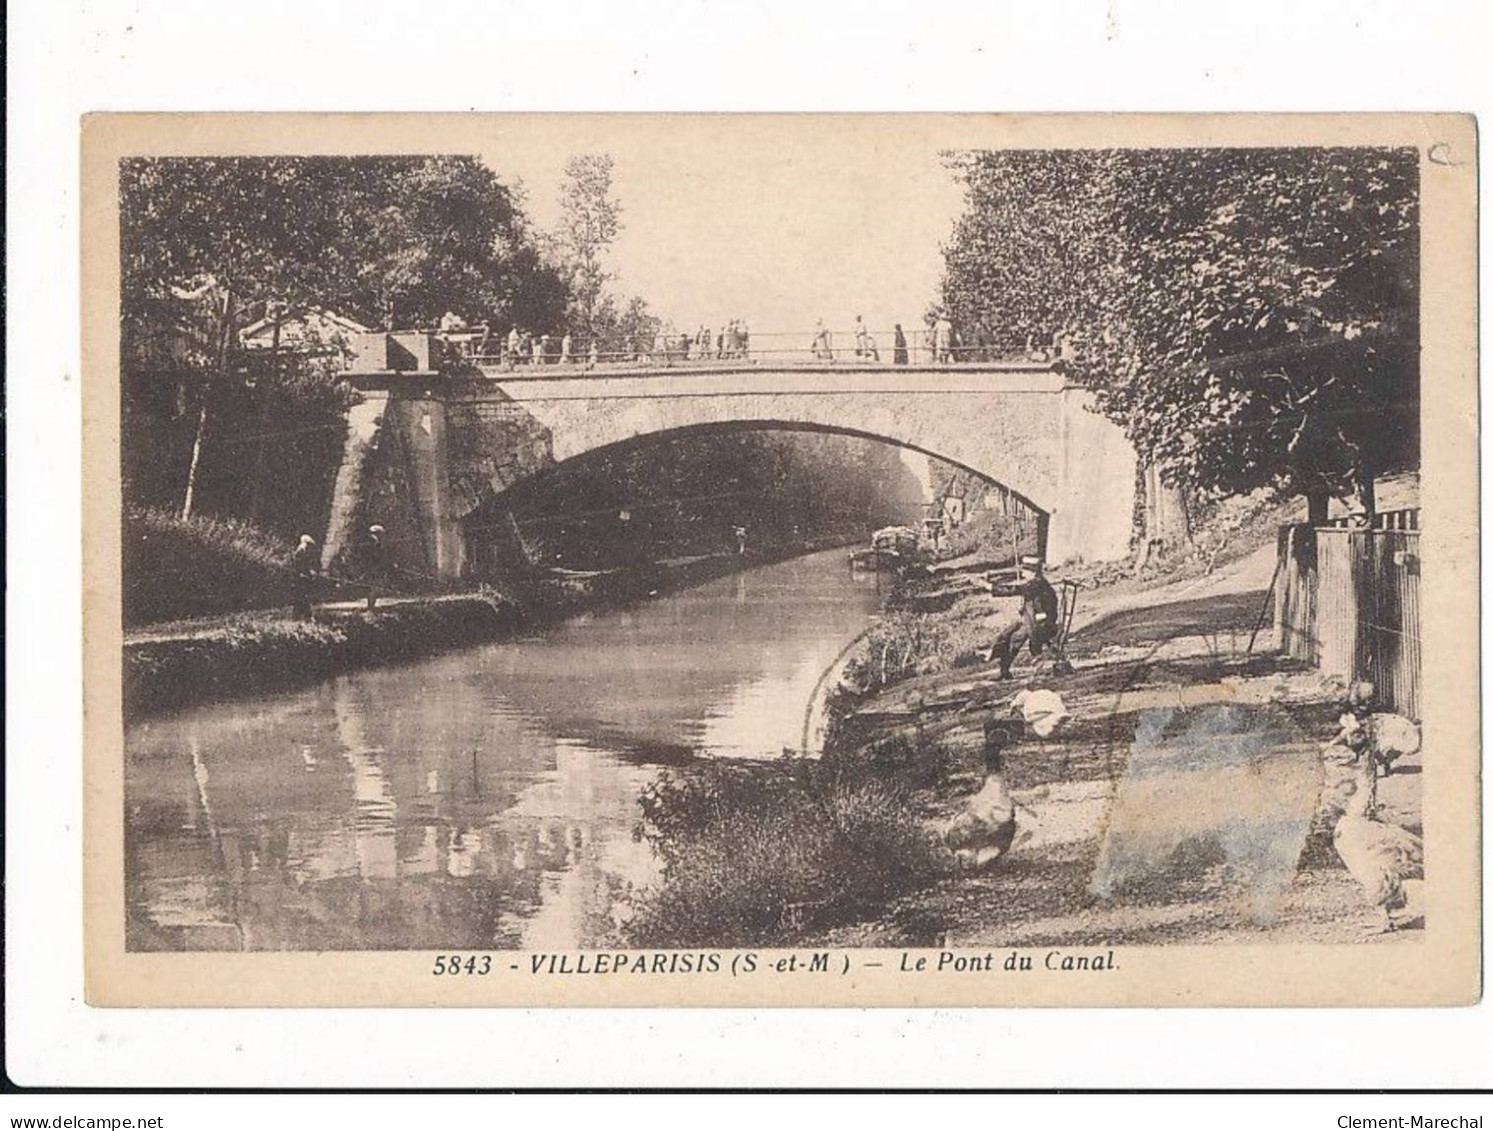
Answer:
[{"xmin": 977, "ymin": 554, "xmax": 1060, "ymax": 680}]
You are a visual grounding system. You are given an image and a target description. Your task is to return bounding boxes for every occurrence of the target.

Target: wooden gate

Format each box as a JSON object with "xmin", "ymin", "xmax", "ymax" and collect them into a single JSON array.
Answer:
[{"xmin": 1274, "ymin": 510, "xmax": 1421, "ymax": 719}]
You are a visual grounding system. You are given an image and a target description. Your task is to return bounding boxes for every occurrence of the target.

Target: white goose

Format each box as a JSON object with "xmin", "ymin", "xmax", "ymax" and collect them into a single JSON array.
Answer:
[{"xmin": 1331, "ymin": 766, "xmax": 1423, "ymax": 933}]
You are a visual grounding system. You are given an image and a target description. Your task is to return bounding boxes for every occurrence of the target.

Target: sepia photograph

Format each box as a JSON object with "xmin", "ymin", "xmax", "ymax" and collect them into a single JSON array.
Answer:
[{"xmin": 80, "ymin": 114, "xmax": 1479, "ymax": 1007}]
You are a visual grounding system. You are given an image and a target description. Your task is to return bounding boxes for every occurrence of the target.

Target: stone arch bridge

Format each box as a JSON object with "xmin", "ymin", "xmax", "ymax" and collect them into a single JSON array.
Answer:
[{"xmin": 322, "ymin": 332, "xmax": 1137, "ymax": 581}]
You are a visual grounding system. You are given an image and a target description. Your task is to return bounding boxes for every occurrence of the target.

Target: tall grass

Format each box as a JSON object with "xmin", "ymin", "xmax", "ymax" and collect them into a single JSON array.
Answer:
[
  {"xmin": 843, "ymin": 594, "xmax": 1005, "ymax": 694},
  {"xmin": 123, "ymin": 507, "xmax": 295, "ymax": 626}
]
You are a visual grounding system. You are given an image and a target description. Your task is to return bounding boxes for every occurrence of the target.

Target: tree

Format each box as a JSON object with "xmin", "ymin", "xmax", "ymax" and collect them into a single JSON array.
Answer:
[
  {"xmin": 940, "ymin": 147, "xmax": 1419, "ymax": 526},
  {"xmin": 556, "ymin": 154, "xmax": 623, "ymax": 338},
  {"xmin": 352, "ymin": 157, "xmax": 568, "ymax": 332},
  {"xmin": 941, "ymin": 150, "xmax": 1115, "ymax": 358},
  {"xmin": 588, "ymin": 293, "xmax": 664, "ymax": 360},
  {"xmin": 120, "ymin": 156, "xmax": 570, "ymax": 527},
  {"xmin": 121, "ymin": 157, "xmax": 365, "ymax": 518}
]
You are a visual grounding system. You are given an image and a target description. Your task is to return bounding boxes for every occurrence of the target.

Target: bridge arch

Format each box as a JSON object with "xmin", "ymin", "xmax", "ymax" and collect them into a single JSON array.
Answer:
[
  {"xmin": 486, "ymin": 418, "xmax": 1049, "ymax": 516},
  {"xmin": 462, "ymin": 419, "xmax": 1051, "ymax": 573}
]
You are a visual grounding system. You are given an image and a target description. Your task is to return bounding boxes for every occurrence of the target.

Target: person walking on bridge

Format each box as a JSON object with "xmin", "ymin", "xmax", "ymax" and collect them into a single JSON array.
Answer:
[
  {"xmin": 505, "ymin": 326, "xmax": 521, "ymax": 369},
  {"xmin": 854, "ymin": 315, "xmax": 880, "ymax": 362},
  {"xmin": 893, "ymin": 323, "xmax": 909, "ymax": 365},
  {"xmin": 560, "ymin": 331, "xmax": 573, "ymax": 364},
  {"xmin": 934, "ymin": 311, "xmax": 955, "ymax": 364},
  {"xmin": 811, "ymin": 320, "xmax": 834, "ymax": 361}
]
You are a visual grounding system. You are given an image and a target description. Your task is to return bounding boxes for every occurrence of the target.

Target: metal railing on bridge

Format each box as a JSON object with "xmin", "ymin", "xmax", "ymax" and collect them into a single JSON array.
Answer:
[{"xmin": 448, "ymin": 327, "xmax": 1065, "ymax": 373}]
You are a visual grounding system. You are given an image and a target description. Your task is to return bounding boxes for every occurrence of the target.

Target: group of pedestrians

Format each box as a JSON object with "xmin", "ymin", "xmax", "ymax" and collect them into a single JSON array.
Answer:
[
  {"xmin": 500, "ymin": 326, "xmax": 591, "ymax": 368},
  {"xmin": 480, "ymin": 315, "xmax": 1068, "ymax": 369},
  {"xmin": 809, "ymin": 316, "xmax": 927, "ymax": 365},
  {"xmin": 688, "ymin": 320, "xmax": 751, "ymax": 361},
  {"xmin": 488, "ymin": 320, "xmax": 758, "ymax": 368}
]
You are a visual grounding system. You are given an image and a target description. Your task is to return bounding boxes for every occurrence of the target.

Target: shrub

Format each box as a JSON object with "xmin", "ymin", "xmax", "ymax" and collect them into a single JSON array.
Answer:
[
  {"xmin": 628, "ymin": 759, "xmax": 939, "ymax": 946},
  {"xmin": 842, "ymin": 594, "xmax": 1004, "ymax": 694}
]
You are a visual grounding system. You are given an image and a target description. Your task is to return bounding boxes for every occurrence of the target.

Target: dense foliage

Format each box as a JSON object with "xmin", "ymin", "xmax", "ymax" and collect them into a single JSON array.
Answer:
[
  {"xmin": 121, "ymin": 156, "xmax": 568, "ymax": 531},
  {"xmin": 942, "ymin": 147, "xmax": 1419, "ymax": 512}
]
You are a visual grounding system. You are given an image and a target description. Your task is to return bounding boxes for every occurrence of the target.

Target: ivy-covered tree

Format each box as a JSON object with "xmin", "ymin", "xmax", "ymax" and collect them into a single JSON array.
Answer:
[{"xmin": 941, "ymin": 147, "xmax": 1419, "ymax": 524}]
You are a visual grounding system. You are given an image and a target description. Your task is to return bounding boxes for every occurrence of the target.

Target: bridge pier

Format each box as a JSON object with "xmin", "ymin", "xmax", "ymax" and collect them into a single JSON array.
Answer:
[
  {"xmin": 323, "ymin": 363, "xmax": 464, "ymax": 583},
  {"xmin": 1046, "ymin": 386, "xmax": 1138, "ymax": 565}
]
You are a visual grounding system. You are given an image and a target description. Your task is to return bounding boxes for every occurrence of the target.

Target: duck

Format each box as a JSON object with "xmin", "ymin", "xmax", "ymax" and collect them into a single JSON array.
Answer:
[
  {"xmin": 1331, "ymin": 765, "xmax": 1423, "ymax": 933},
  {"xmin": 1332, "ymin": 694, "xmax": 1420, "ymax": 778}
]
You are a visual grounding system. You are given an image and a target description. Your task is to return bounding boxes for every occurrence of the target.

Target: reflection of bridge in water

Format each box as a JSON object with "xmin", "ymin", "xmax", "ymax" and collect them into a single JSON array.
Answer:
[{"xmin": 321, "ymin": 330, "xmax": 1138, "ymax": 581}]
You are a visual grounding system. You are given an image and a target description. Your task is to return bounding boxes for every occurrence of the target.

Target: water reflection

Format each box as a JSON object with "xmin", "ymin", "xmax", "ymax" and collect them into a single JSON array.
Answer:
[{"xmin": 125, "ymin": 549, "xmax": 880, "ymax": 951}]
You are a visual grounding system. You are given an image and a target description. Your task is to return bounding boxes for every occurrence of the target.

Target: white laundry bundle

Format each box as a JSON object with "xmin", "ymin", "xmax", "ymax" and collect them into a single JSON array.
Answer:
[{"xmin": 1011, "ymin": 687, "xmax": 1069, "ymax": 738}]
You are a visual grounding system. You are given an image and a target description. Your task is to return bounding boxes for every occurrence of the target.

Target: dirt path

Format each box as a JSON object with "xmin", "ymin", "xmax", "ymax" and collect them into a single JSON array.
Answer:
[
  {"xmin": 813, "ymin": 492, "xmax": 1424, "ymax": 949},
  {"xmin": 817, "ymin": 647, "xmax": 1423, "ymax": 949}
]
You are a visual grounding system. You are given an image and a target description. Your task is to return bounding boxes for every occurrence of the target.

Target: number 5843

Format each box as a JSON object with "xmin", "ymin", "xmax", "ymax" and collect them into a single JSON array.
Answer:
[{"xmin": 432, "ymin": 954, "xmax": 492, "ymax": 976}]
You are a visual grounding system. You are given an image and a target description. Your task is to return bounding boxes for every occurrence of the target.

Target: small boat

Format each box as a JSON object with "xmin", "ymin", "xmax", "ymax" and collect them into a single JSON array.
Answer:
[{"xmin": 849, "ymin": 525, "xmax": 921, "ymax": 573}]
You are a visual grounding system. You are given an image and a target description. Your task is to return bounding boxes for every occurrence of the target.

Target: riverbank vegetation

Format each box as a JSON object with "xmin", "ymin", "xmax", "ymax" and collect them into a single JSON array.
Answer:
[
  {"xmin": 628, "ymin": 750, "xmax": 944, "ymax": 947},
  {"xmin": 124, "ymin": 507, "xmax": 298, "ymax": 626},
  {"xmin": 124, "ymin": 589, "xmax": 523, "ymax": 717}
]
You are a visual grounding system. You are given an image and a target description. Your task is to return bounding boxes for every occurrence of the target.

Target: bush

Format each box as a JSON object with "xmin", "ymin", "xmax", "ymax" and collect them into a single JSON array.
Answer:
[
  {"xmin": 628, "ymin": 759, "xmax": 939, "ymax": 946},
  {"xmin": 123, "ymin": 507, "xmax": 295, "ymax": 626},
  {"xmin": 842, "ymin": 594, "xmax": 1004, "ymax": 694}
]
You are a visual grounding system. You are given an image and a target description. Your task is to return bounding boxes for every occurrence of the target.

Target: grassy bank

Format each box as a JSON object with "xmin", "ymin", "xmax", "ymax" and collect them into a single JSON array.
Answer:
[
  {"xmin": 123, "ymin": 507, "xmax": 298, "ymax": 627},
  {"xmin": 124, "ymin": 590, "xmax": 524, "ymax": 718}
]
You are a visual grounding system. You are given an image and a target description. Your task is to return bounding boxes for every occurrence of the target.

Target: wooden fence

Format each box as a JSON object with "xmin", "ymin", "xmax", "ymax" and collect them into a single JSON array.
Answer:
[{"xmin": 1274, "ymin": 508, "xmax": 1421, "ymax": 718}]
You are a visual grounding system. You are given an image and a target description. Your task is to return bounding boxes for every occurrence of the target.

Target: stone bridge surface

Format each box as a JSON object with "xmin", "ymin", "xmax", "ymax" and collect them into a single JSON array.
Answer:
[{"xmin": 322, "ymin": 337, "xmax": 1137, "ymax": 580}]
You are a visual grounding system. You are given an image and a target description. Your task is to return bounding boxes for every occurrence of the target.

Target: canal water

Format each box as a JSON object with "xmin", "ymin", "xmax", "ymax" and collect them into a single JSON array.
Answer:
[{"xmin": 125, "ymin": 548, "xmax": 882, "ymax": 952}]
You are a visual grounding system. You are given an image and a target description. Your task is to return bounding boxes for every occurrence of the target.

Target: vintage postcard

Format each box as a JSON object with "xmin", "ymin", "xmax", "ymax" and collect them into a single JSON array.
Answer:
[{"xmin": 82, "ymin": 113, "xmax": 1479, "ymax": 1007}]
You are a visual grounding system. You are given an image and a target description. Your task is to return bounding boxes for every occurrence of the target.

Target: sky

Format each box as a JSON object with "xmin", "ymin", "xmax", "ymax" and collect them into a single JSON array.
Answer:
[{"xmin": 475, "ymin": 117, "xmax": 968, "ymax": 341}]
